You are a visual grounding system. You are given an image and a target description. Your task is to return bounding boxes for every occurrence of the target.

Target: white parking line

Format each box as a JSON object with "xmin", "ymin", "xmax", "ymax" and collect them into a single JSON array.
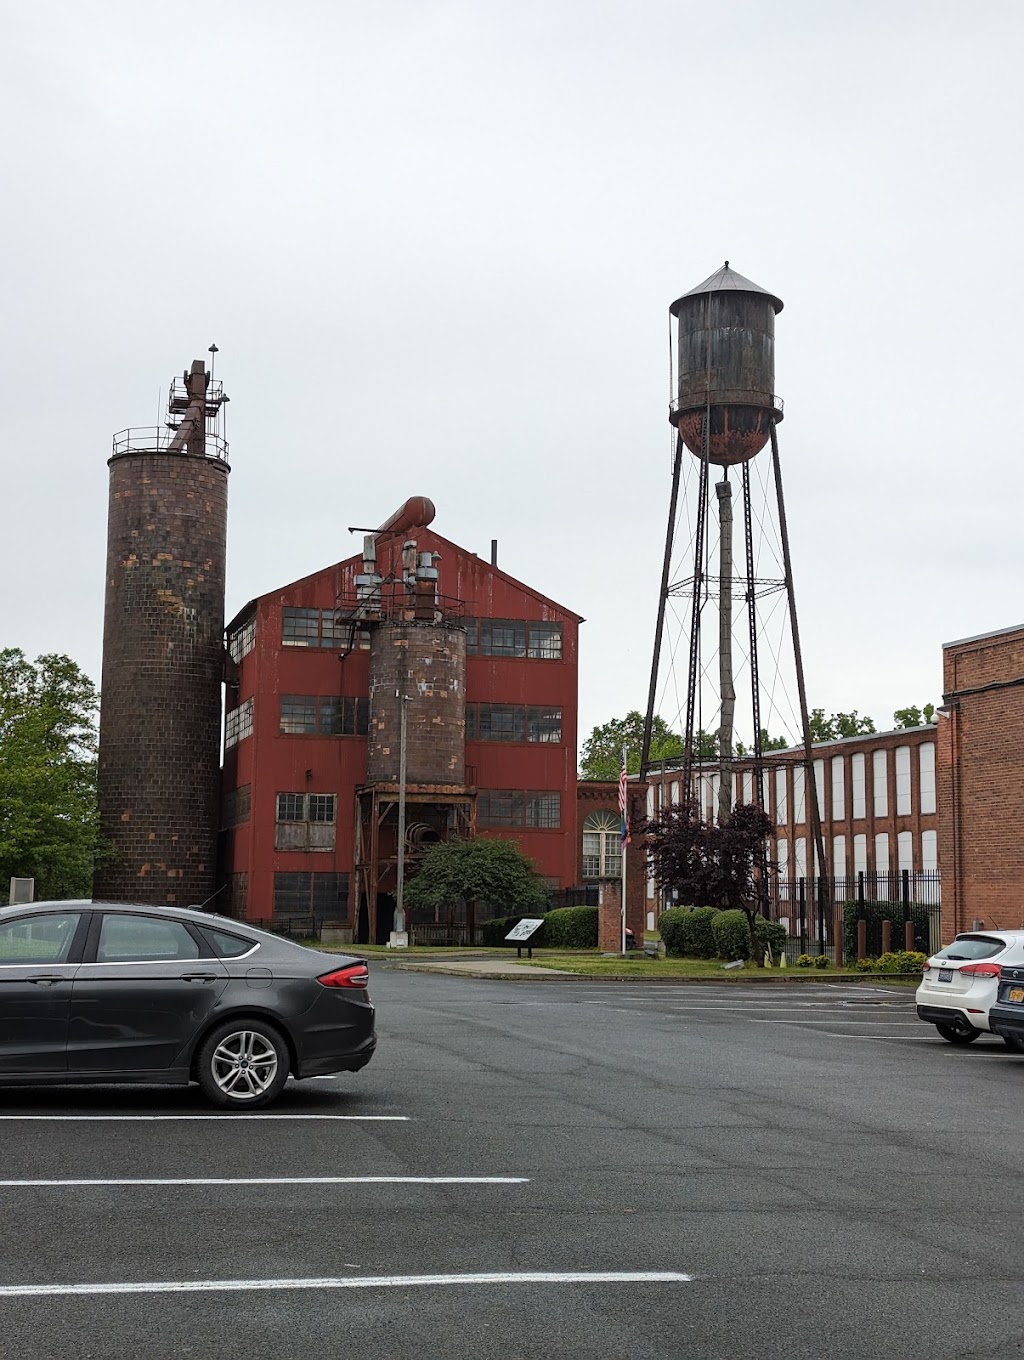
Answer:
[
  {"xmin": 0, "ymin": 1270, "xmax": 691, "ymax": 1298},
  {"xmin": 0, "ymin": 1176, "xmax": 527, "ymax": 1187},
  {"xmin": 0, "ymin": 1115, "xmax": 409, "ymax": 1122}
]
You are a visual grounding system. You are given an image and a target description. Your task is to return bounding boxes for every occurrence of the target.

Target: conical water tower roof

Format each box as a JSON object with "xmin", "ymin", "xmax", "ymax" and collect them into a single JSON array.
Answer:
[{"xmin": 670, "ymin": 262, "xmax": 783, "ymax": 316}]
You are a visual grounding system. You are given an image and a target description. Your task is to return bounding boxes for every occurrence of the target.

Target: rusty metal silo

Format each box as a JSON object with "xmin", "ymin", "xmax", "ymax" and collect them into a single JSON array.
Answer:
[
  {"xmin": 93, "ymin": 357, "xmax": 229, "ymax": 906},
  {"xmin": 670, "ymin": 262, "xmax": 784, "ymax": 465}
]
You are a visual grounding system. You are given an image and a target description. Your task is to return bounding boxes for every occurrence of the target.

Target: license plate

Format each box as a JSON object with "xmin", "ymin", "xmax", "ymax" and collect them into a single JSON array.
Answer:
[
  {"xmin": 938, "ymin": 969, "xmax": 953, "ymax": 982},
  {"xmin": 1009, "ymin": 987, "xmax": 1024, "ymax": 1004}
]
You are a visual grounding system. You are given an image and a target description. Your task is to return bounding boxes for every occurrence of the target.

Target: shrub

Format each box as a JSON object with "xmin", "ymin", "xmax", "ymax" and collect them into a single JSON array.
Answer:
[
  {"xmin": 542, "ymin": 905, "xmax": 598, "ymax": 949},
  {"xmin": 712, "ymin": 909, "xmax": 753, "ymax": 960},
  {"xmin": 480, "ymin": 915, "xmax": 520, "ymax": 947},
  {"xmin": 659, "ymin": 906, "xmax": 717, "ymax": 958},
  {"xmin": 754, "ymin": 916, "xmax": 787, "ymax": 963},
  {"xmin": 842, "ymin": 901, "xmax": 931, "ymax": 961},
  {"xmin": 796, "ymin": 954, "xmax": 815, "ymax": 968},
  {"xmin": 875, "ymin": 949, "xmax": 928, "ymax": 975},
  {"xmin": 813, "ymin": 953, "xmax": 830, "ymax": 969},
  {"xmin": 855, "ymin": 956, "xmax": 878, "ymax": 972}
]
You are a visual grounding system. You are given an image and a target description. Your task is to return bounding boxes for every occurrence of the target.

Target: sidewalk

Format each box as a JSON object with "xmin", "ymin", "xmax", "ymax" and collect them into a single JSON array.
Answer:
[{"xmin": 381, "ymin": 956, "xmax": 575, "ymax": 979}]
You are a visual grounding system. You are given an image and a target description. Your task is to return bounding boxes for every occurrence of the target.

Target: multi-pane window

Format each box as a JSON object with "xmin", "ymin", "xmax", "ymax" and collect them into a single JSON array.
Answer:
[
  {"xmin": 463, "ymin": 619, "xmax": 563, "ymax": 660},
  {"xmin": 897, "ymin": 830, "xmax": 914, "ymax": 873},
  {"xmin": 582, "ymin": 811, "xmax": 622, "ymax": 878},
  {"xmin": 813, "ymin": 760, "xmax": 825, "ymax": 820},
  {"xmin": 774, "ymin": 768, "xmax": 787, "ymax": 825},
  {"xmin": 832, "ymin": 834, "xmax": 847, "ymax": 879},
  {"xmin": 477, "ymin": 789, "xmax": 560, "ymax": 829},
  {"xmin": 228, "ymin": 614, "xmax": 256, "ymax": 662},
  {"xmin": 853, "ymin": 833, "xmax": 868, "ymax": 876},
  {"xmin": 282, "ymin": 606, "xmax": 353, "ymax": 649},
  {"xmin": 895, "ymin": 746, "xmax": 912, "ymax": 816},
  {"xmin": 875, "ymin": 832, "xmax": 890, "ymax": 874},
  {"xmin": 465, "ymin": 705, "xmax": 562, "ymax": 743},
  {"xmin": 225, "ymin": 697, "xmax": 253, "ymax": 748},
  {"xmin": 919, "ymin": 742, "xmax": 936, "ymax": 815},
  {"xmin": 793, "ymin": 766, "xmax": 806, "ymax": 824},
  {"xmin": 280, "ymin": 695, "xmax": 368, "ymax": 736},
  {"xmin": 921, "ymin": 829, "xmax": 938, "ymax": 873},
  {"xmin": 794, "ymin": 837, "xmax": 807, "ymax": 880},
  {"xmin": 273, "ymin": 872, "xmax": 348, "ymax": 924},
  {"xmin": 275, "ymin": 793, "xmax": 337, "ymax": 851}
]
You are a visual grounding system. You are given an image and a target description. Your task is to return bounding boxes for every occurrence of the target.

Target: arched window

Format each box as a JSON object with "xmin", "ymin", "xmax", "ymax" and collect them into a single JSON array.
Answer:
[{"xmin": 582, "ymin": 811, "xmax": 622, "ymax": 879}]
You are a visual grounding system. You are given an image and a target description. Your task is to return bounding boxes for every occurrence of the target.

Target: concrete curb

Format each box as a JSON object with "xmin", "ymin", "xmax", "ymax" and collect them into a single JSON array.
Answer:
[{"xmin": 380, "ymin": 962, "xmax": 917, "ymax": 985}]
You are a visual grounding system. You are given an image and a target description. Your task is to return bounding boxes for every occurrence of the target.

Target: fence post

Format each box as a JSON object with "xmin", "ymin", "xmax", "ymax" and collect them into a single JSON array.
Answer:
[
  {"xmin": 798, "ymin": 878, "xmax": 806, "ymax": 955},
  {"xmin": 902, "ymin": 869, "xmax": 913, "ymax": 951},
  {"xmin": 816, "ymin": 876, "xmax": 826, "ymax": 956}
]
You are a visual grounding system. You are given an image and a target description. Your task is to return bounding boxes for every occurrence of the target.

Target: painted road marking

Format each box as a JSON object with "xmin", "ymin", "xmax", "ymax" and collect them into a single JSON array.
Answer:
[
  {"xmin": 0, "ymin": 1176, "xmax": 528, "ymax": 1188},
  {"xmin": 0, "ymin": 1114, "xmax": 410, "ymax": 1122},
  {"xmin": 0, "ymin": 1270, "xmax": 691, "ymax": 1298}
]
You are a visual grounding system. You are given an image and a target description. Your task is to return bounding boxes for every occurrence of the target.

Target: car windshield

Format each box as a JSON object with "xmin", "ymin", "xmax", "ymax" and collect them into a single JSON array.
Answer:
[{"xmin": 932, "ymin": 935, "xmax": 1008, "ymax": 962}]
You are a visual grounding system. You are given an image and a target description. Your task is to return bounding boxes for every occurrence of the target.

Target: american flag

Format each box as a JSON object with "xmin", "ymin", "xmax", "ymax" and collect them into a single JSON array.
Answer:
[{"xmin": 618, "ymin": 751, "xmax": 630, "ymax": 847}]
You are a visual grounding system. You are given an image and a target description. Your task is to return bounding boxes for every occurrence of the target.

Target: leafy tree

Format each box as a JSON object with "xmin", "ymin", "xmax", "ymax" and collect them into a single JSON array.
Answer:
[
  {"xmin": 404, "ymin": 837, "xmax": 549, "ymax": 923},
  {"xmin": 807, "ymin": 709, "xmax": 876, "ymax": 742},
  {"xmin": 894, "ymin": 703, "xmax": 937, "ymax": 728},
  {"xmin": 580, "ymin": 711, "xmax": 722, "ymax": 780},
  {"xmin": 644, "ymin": 801, "xmax": 774, "ymax": 962},
  {"xmin": 735, "ymin": 730, "xmax": 789, "ymax": 757},
  {"xmin": 0, "ymin": 650, "xmax": 102, "ymax": 899}
]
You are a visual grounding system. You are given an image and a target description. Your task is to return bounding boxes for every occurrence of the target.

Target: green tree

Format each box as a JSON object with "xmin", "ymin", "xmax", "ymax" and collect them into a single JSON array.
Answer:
[
  {"xmin": 404, "ymin": 837, "xmax": 549, "ymax": 924},
  {"xmin": 735, "ymin": 729, "xmax": 789, "ymax": 757},
  {"xmin": 579, "ymin": 711, "xmax": 722, "ymax": 779},
  {"xmin": 807, "ymin": 709, "xmax": 876, "ymax": 742},
  {"xmin": 0, "ymin": 650, "xmax": 102, "ymax": 899},
  {"xmin": 894, "ymin": 703, "xmax": 937, "ymax": 728}
]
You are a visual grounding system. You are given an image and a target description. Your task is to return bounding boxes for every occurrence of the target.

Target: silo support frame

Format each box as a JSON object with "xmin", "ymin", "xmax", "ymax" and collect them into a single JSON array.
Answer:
[{"xmin": 353, "ymin": 787, "xmax": 476, "ymax": 944}]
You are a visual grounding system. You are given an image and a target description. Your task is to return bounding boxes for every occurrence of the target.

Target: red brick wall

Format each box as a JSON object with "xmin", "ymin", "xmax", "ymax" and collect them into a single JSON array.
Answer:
[{"xmin": 938, "ymin": 626, "xmax": 1024, "ymax": 937}]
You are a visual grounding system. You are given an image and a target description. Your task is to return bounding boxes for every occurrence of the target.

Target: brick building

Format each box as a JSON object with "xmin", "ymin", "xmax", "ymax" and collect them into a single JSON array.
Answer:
[
  {"xmin": 220, "ymin": 499, "xmax": 581, "ymax": 942},
  {"xmin": 937, "ymin": 623, "xmax": 1024, "ymax": 938}
]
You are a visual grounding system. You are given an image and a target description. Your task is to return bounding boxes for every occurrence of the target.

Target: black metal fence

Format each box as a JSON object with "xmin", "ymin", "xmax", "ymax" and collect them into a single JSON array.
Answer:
[{"xmin": 763, "ymin": 871, "xmax": 941, "ymax": 960}]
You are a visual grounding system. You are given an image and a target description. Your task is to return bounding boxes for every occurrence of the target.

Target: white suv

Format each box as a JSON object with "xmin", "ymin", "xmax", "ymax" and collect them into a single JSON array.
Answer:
[{"xmin": 916, "ymin": 930, "xmax": 1024, "ymax": 1047}]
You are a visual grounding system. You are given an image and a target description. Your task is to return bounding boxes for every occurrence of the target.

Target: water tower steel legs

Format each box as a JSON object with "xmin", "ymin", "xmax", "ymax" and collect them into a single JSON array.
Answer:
[
  {"xmin": 716, "ymin": 477, "xmax": 735, "ymax": 825},
  {"xmin": 640, "ymin": 433, "xmax": 684, "ymax": 780}
]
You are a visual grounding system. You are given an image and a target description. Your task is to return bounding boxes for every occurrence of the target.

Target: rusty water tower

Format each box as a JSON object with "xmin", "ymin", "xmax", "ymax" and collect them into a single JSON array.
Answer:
[
  {"xmin": 642, "ymin": 264, "xmax": 826, "ymax": 888},
  {"xmin": 93, "ymin": 355, "xmax": 229, "ymax": 906}
]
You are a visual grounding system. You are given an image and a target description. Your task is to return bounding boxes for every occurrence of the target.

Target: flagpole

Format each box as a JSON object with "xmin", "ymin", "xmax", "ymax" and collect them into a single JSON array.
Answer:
[{"xmin": 620, "ymin": 744, "xmax": 628, "ymax": 956}]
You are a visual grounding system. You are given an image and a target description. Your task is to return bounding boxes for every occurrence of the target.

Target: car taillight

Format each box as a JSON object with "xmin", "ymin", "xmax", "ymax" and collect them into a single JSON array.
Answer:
[
  {"xmin": 318, "ymin": 964, "xmax": 369, "ymax": 989},
  {"xmin": 960, "ymin": 962, "xmax": 1001, "ymax": 978}
]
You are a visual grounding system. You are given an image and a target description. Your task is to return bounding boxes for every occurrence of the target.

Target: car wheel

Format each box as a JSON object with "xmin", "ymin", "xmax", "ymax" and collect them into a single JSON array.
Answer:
[
  {"xmin": 935, "ymin": 1022, "xmax": 981, "ymax": 1045},
  {"xmin": 196, "ymin": 1019, "xmax": 290, "ymax": 1109},
  {"xmin": 1002, "ymin": 1033, "xmax": 1024, "ymax": 1054}
]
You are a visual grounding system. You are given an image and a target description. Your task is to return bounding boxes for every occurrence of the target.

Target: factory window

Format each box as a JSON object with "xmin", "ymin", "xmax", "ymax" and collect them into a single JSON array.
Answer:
[
  {"xmin": 465, "ymin": 705, "xmax": 562, "ymax": 743},
  {"xmin": 895, "ymin": 746, "xmax": 912, "ymax": 816},
  {"xmin": 897, "ymin": 830, "xmax": 914, "ymax": 874},
  {"xmin": 921, "ymin": 829, "xmax": 938, "ymax": 873},
  {"xmin": 851, "ymin": 753, "xmax": 866, "ymax": 819},
  {"xmin": 875, "ymin": 832, "xmax": 890, "ymax": 875},
  {"xmin": 582, "ymin": 811, "xmax": 621, "ymax": 879},
  {"xmin": 774, "ymin": 768, "xmax": 787, "ymax": 826},
  {"xmin": 873, "ymin": 750, "xmax": 888, "ymax": 817},
  {"xmin": 476, "ymin": 790, "xmax": 524, "ymax": 826},
  {"xmin": 221, "ymin": 784, "xmax": 251, "ymax": 828},
  {"xmin": 526, "ymin": 792, "xmax": 560, "ymax": 829},
  {"xmin": 275, "ymin": 793, "xmax": 336, "ymax": 823},
  {"xmin": 919, "ymin": 742, "xmax": 936, "ymax": 815},
  {"xmin": 228, "ymin": 615, "xmax": 256, "ymax": 662},
  {"xmin": 273, "ymin": 872, "xmax": 348, "ymax": 925},
  {"xmin": 831, "ymin": 756, "xmax": 845, "ymax": 821},
  {"xmin": 832, "ymin": 834, "xmax": 847, "ymax": 880},
  {"xmin": 319, "ymin": 611, "xmax": 349, "ymax": 648},
  {"xmin": 225, "ymin": 697, "xmax": 253, "ymax": 748},
  {"xmin": 792, "ymin": 766, "xmax": 806, "ymax": 824},
  {"xmin": 462, "ymin": 618, "xmax": 562, "ymax": 660},
  {"xmin": 276, "ymin": 793, "xmax": 306, "ymax": 822},
  {"xmin": 853, "ymin": 833, "xmax": 867, "ymax": 876},
  {"xmin": 528, "ymin": 623, "xmax": 562, "ymax": 660},
  {"xmin": 282, "ymin": 608, "xmax": 321, "ymax": 648},
  {"xmin": 280, "ymin": 695, "xmax": 369, "ymax": 736}
]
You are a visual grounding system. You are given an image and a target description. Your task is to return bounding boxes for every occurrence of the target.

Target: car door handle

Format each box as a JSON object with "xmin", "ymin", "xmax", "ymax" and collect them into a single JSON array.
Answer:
[
  {"xmin": 28, "ymin": 975, "xmax": 64, "ymax": 986},
  {"xmin": 180, "ymin": 973, "xmax": 219, "ymax": 983}
]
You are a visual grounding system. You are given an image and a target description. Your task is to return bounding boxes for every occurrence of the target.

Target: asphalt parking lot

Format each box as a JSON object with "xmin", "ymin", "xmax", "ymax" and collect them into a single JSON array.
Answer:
[{"xmin": 2, "ymin": 969, "xmax": 1023, "ymax": 1360}]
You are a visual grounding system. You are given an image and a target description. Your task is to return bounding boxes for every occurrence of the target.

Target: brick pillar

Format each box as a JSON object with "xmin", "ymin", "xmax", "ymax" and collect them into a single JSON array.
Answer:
[{"xmin": 598, "ymin": 881, "xmax": 623, "ymax": 953}]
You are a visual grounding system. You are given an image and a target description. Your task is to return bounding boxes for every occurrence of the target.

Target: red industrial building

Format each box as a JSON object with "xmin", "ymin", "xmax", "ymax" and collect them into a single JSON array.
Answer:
[{"xmin": 220, "ymin": 498, "xmax": 581, "ymax": 942}]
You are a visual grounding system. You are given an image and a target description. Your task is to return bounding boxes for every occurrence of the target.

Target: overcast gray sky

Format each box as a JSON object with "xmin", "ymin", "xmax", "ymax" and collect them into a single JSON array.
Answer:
[{"xmin": 2, "ymin": 0, "xmax": 1021, "ymax": 751}]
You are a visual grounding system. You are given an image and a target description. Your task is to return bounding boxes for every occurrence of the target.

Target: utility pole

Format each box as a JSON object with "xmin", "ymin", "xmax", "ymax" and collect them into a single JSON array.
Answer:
[{"xmin": 390, "ymin": 694, "xmax": 410, "ymax": 948}]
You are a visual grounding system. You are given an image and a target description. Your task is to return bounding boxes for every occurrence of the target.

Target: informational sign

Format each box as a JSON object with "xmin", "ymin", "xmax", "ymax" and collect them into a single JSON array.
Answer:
[{"xmin": 505, "ymin": 918, "xmax": 545, "ymax": 943}]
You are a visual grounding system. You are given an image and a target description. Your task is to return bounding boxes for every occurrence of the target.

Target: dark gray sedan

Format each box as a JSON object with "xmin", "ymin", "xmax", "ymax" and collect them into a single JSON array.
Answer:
[{"xmin": 0, "ymin": 901, "xmax": 375, "ymax": 1109}]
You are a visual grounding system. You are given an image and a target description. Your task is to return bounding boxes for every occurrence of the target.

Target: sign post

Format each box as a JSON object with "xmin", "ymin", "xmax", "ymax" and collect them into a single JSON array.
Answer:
[{"xmin": 504, "ymin": 918, "xmax": 545, "ymax": 959}]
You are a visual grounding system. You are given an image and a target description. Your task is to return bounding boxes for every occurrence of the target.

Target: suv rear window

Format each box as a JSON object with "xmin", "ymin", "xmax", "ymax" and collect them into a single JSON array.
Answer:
[{"xmin": 933, "ymin": 935, "xmax": 1007, "ymax": 962}]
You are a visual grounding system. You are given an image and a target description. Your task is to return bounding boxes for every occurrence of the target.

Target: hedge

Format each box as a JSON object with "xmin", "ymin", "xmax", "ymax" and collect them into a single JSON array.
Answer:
[
  {"xmin": 755, "ymin": 916, "xmax": 787, "ymax": 962},
  {"xmin": 542, "ymin": 905, "xmax": 598, "ymax": 949},
  {"xmin": 658, "ymin": 906, "xmax": 717, "ymax": 958},
  {"xmin": 712, "ymin": 910, "xmax": 753, "ymax": 960},
  {"xmin": 842, "ymin": 900, "xmax": 931, "ymax": 960}
]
